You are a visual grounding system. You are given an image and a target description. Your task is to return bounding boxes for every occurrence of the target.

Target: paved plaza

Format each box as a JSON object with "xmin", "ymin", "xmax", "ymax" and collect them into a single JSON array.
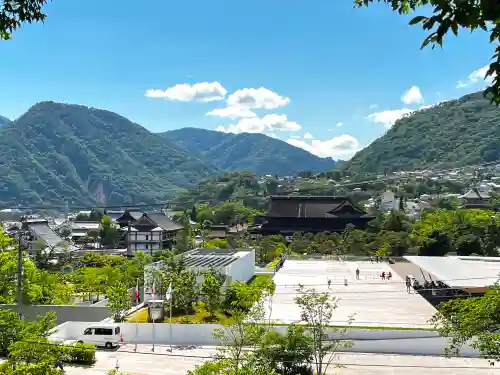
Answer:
[
  {"xmin": 62, "ymin": 345, "xmax": 496, "ymax": 374},
  {"xmin": 264, "ymin": 260, "xmax": 437, "ymax": 328}
]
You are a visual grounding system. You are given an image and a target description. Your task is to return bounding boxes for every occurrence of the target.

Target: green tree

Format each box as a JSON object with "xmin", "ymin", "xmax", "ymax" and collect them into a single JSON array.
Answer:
[
  {"xmin": 107, "ymin": 282, "xmax": 132, "ymax": 322},
  {"xmin": 430, "ymin": 284, "xmax": 500, "ymax": 364},
  {"xmin": 418, "ymin": 230, "xmax": 451, "ymax": 256},
  {"xmin": 0, "ymin": 229, "xmax": 13, "ymax": 251},
  {"xmin": 0, "ymin": 310, "xmax": 55, "ymax": 356},
  {"xmin": 355, "ymin": 0, "xmax": 500, "ymax": 102},
  {"xmin": 295, "ymin": 285, "xmax": 354, "ymax": 375},
  {"xmin": 0, "ymin": 0, "xmax": 48, "ymax": 40},
  {"xmin": 255, "ymin": 324, "xmax": 314, "ymax": 375},
  {"xmin": 201, "ymin": 273, "xmax": 223, "ymax": 317},
  {"xmin": 100, "ymin": 215, "xmax": 121, "ymax": 248}
]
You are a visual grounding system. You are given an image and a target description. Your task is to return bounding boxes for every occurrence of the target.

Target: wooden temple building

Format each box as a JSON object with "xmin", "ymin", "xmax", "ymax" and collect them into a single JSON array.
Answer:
[{"xmin": 254, "ymin": 195, "xmax": 374, "ymax": 237}]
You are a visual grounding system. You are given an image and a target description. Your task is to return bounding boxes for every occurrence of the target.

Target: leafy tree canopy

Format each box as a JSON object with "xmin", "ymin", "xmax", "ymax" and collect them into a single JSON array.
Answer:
[{"xmin": 0, "ymin": 1, "xmax": 48, "ymax": 40}]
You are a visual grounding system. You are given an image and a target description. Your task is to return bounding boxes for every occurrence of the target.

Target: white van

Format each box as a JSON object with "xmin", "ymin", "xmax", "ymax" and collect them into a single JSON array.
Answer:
[{"xmin": 77, "ymin": 324, "xmax": 121, "ymax": 348}]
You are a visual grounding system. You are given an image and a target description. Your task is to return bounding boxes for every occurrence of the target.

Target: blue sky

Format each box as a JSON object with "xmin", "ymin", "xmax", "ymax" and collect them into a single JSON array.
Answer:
[{"xmin": 0, "ymin": 0, "xmax": 494, "ymax": 159}]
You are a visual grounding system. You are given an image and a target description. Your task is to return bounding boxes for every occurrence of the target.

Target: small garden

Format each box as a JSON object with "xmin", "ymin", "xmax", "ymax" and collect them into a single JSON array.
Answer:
[{"xmin": 126, "ymin": 258, "xmax": 275, "ymax": 325}]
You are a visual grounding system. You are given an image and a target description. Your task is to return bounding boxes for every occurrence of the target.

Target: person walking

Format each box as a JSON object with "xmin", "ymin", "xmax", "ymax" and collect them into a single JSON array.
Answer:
[
  {"xmin": 381, "ymin": 271, "xmax": 385, "ymax": 281},
  {"xmin": 405, "ymin": 276, "xmax": 411, "ymax": 293},
  {"xmin": 328, "ymin": 279, "xmax": 332, "ymax": 288},
  {"xmin": 387, "ymin": 271, "xmax": 392, "ymax": 281},
  {"xmin": 355, "ymin": 268, "xmax": 360, "ymax": 280}
]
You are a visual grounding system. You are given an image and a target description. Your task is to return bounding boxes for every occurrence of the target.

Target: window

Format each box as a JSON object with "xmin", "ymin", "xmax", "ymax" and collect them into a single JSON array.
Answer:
[
  {"xmin": 84, "ymin": 328, "xmax": 93, "ymax": 335},
  {"xmin": 146, "ymin": 244, "xmax": 149, "ymax": 250},
  {"xmin": 115, "ymin": 327, "xmax": 120, "ymax": 335},
  {"xmin": 94, "ymin": 328, "xmax": 113, "ymax": 335}
]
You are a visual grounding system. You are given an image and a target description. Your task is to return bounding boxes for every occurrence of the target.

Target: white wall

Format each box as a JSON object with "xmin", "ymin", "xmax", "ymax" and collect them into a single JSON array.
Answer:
[
  {"xmin": 51, "ymin": 321, "xmax": 437, "ymax": 345},
  {"xmin": 228, "ymin": 250, "xmax": 255, "ymax": 283}
]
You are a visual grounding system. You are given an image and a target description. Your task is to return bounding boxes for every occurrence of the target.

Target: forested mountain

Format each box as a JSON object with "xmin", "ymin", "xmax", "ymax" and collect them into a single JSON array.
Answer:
[
  {"xmin": 0, "ymin": 115, "xmax": 10, "ymax": 127},
  {"xmin": 162, "ymin": 127, "xmax": 341, "ymax": 176},
  {"xmin": 344, "ymin": 91, "xmax": 500, "ymax": 174},
  {"xmin": 0, "ymin": 102, "xmax": 217, "ymax": 206}
]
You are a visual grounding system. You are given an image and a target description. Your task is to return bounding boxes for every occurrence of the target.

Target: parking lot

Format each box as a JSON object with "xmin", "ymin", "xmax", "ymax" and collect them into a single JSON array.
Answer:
[
  {"xmin": 264, "ymin": 260, "xmax": 437, "ymax": 328},
  {"xmin": 62, "ymin": 345, "xmax": 496, "ymax": 374}
]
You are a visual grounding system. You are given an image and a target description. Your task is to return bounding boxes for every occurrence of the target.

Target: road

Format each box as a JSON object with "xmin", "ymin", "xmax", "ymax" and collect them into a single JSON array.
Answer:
[{"xmin": 63, "ymin": 345, "xmax": 493, "ymax": 375}]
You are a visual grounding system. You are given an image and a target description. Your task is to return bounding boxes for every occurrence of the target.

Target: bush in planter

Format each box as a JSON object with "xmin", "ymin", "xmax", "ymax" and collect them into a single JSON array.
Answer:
[{"xmin": 60, "ymin": 342, "xmax": 96, "ymax": 364}]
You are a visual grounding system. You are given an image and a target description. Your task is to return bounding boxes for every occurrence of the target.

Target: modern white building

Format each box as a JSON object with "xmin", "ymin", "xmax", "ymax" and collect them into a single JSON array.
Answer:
[{"xmin": 143, "ymin": 248, "xmax": 255, "ymax": 302}]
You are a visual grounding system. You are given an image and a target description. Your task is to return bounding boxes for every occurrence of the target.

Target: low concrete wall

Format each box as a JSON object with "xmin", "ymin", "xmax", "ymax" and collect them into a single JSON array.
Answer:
[
  {"xmin": 0, "ymin": 305, "xmax": 112, "ymax": 325},
  {"xmin": 49, "ymin": 321, "xmax": 478, "ymax": 357},
  {"xmin": 51, "ymin": 322, "xmax": 437, "ymax": 345}
]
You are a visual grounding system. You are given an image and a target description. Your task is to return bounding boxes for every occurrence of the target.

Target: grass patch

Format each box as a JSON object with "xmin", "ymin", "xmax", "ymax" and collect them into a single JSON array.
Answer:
[
  {"xmin": 126, "ymin": 306, "xmax": 235, "ymax": 325},
  {"xmin": 266, "ymin": 258, "xmax": 280, "ymax": 269},
  {"xmin": 248, "ymin": 274, "xmax": 273, "ymax": 285}
]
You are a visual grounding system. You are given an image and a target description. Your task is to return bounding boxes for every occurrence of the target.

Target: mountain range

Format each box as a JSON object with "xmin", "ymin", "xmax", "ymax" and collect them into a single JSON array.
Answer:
[
  {"xmin": 344, "ymin": 91, "xmax": 500, "ymax": 174},
  {"xmin": 0, "ymin": 102, "xmax": 338, "ymax": 206},
  {"xmin": 161, "ymin": 128, "xmax": 341, "ymax": 176}
]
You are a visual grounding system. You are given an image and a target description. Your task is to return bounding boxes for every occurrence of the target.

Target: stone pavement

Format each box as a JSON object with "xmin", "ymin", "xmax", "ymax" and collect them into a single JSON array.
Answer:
[{"xmin": 264, "ymin": 259, "xmax": 437, "ymax": 328}]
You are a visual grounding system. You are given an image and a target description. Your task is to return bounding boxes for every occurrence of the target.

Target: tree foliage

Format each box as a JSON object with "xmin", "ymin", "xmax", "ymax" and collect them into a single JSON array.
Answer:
[
  {"xmin": 430, "ymin": 284, "xmax": 500, "ymax": 363},
  {"xmin": 0, "ymin": 0, "xmax": 48, "ymax": 40},
  {"xmin": 295, "ymin": 285, "xmax": 353, "ymax": 375},
  {"xmin": 355, "ymin": 1, "xmax": 500, "ymax": 103}
]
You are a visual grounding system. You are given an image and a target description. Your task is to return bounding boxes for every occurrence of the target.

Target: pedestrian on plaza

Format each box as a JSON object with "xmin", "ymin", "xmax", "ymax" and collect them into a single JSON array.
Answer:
[
  {"xmin": 355, "ymin": 268, "xmax": 360, "ymax": 280},
  {"xmin": 344, "ymin": 277, "xmax": 348, "ymax": 286},
  {"xmin": 387, "ymin": 271, "xmax": 392, "ymax": 280},
  {"xmin": 370, "ymin": 256, "xmax": 373, "ymax": 263},
  {"xmin": 405, "ymin": 276, "xmax": 411, "ymax": 293},
  {"xmin": 381, "ymin": 271, "xmax": 385, "ymax": 281},
  {"xmin": 328, "ymin": 279, "xmax": 331, "ymax": 288}
]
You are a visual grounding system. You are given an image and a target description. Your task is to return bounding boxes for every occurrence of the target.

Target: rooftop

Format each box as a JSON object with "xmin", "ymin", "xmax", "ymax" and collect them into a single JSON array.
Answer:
[
  {"xmin": 404, "ymin": 256, "xmax": 500, "ymax": 289},
  {"xmin": 26, "ymin": 221, "xmax": 67, "ymax": 248},
  {"xmin": 266, "ymin": 195, "xmax": 370, "ymax": 218},
  {"xmin": 183, "ymin": 248, "xmax": 252, "ymax": 269}
]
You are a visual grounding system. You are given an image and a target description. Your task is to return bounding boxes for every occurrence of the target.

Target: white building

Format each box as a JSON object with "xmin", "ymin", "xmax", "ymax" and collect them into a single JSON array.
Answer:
[
  {"xmin": 380, "ymin": 190, "xmax": 397, "ymax": 211},
  {"xmin": 143, "ymin": 248, "xmax": 255, "ymax": 302}
]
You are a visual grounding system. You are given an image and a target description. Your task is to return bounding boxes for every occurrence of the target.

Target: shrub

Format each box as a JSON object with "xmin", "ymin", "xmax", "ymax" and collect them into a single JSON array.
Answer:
[{"xmin": 60, "ymin": 342, "xmax": 96, "ymax": 364}]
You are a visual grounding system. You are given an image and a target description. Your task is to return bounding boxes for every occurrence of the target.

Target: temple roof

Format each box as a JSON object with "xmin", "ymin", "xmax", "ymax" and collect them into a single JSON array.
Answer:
[{"xmin": 265, "ymin": 195, "xmax": 370, "ymax": 218}]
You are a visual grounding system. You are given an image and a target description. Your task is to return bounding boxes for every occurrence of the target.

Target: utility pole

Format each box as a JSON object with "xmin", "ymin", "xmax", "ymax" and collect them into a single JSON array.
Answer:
[{"xmin": 17, "ymin": 233, "xmax": 24, "ymax": 320}]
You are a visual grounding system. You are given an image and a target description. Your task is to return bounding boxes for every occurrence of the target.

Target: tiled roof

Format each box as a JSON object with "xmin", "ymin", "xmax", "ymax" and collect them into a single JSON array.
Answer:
[
  {"xmin": 146, "ymin": 212, "xmax": 183, "ymax": 231},
  {"xmin": 266, "ymin": 195, "xmax": 368, "ymax": 218},
  {"xmin": 28, "ymin": 222, "xmax": 67, "ymax": 247}
]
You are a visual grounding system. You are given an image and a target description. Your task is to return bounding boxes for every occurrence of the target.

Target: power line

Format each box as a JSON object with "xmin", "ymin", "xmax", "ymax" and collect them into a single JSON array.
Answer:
[{"xmin": 16, "ymin": 340, "xmax": 491, "ymax": 369}]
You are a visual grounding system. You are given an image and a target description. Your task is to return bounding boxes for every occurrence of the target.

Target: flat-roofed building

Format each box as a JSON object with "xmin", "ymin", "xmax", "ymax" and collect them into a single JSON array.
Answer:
[
  {"xmin": 143, "ymin": 248, "xmax": 255, "ymax": 302},
  {"xmin": 404, "ymin": 255, "xmax": 500, "ymax": 295}
]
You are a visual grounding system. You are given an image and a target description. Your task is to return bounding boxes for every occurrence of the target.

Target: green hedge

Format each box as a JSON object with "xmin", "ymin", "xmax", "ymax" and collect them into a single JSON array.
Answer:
[{"xmin": 59, "ymin": 342, "xmax": 96, "ymax": 365}]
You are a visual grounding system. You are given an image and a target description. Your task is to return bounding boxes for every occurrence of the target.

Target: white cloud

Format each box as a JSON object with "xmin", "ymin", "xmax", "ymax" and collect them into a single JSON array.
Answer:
[
  {"xmin": 367, "ymin": 108, "xmax": 414, "ymax": 128},
  {"xmin": 226, "ymin": 87, "xmax": 290, "ymax": 109},
  {"xmin": 456, "ymin": 65, "xmax": 494, "ymax": 89},
  {"xmin": 145, "ymin": 82, "xmax": 227, "ymax": 102},
  {"xmin": 401, "ymin": 86, "xmax": 424, "ymax": 105},
  {"xmin": 206, "ymin": 107, "xmax": 256, "ymax": 119},
  {"xmin": 336, "ymin": 122, "xmax": 344, "ymax": 127},
  {"xmin": 287, "ymin": 134, "xmax": 360, "ymax": 158},
  {"xmin": 304, "ymin": 132, "xmax": 314, "ymax": 139},
  {"xmin": 369, "ymin": 104, "xmax": 378, "ymax": 109},
  {"xmin": 216, "ymin": 114, "xmax": 301, "ymax": 134},
  {"xmin": 289, "ymin": 135, "xmax": 301, "ymax": 139}
]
